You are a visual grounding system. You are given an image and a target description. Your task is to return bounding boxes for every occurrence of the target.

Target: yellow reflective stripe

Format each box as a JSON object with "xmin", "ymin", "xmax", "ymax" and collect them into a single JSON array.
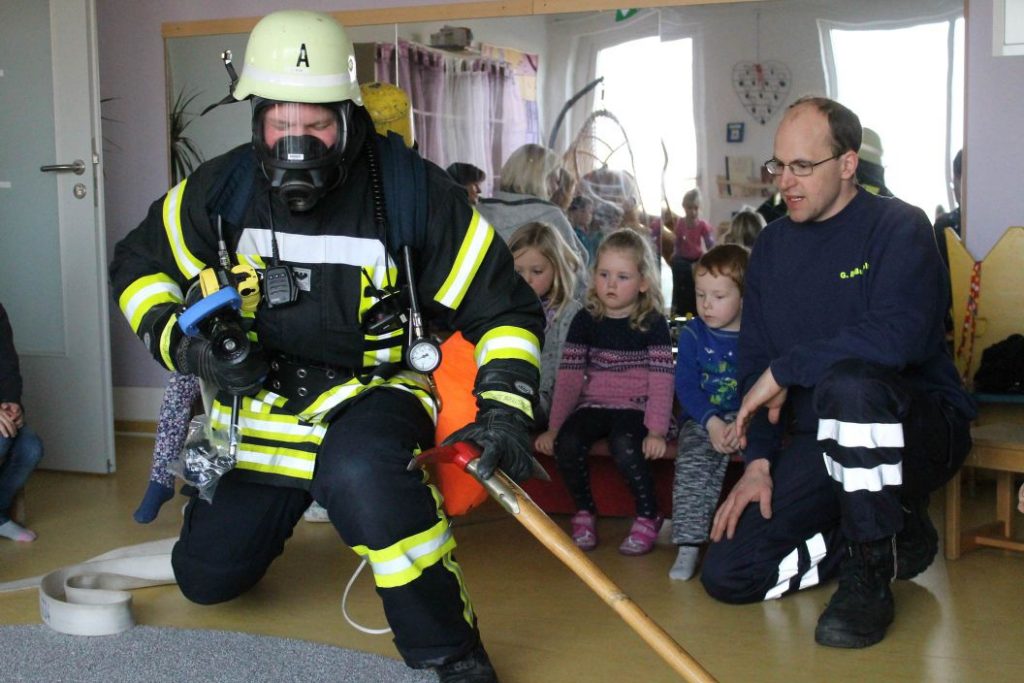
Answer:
[
  {"xmin": 210, "ymin": 399, "xmax": 328, "ymax": 443},
  {"xmin": 478, "ymin": 390, "xmax": 533, "ymax": 419},
  {"xmin": 357, "ymin": 263, "xmax": 400, "ymax": 319},
  {"xmin": 435, "ymin": 211, "xmax": 494, "ymax": 309},
  {"xmin": 234, "ymin": 445, "xmax": 317, "ymax": 479},
  {"xmin": 442, "ymin": 553, "xmax": 475, "ymax": 627},
  {"xmin": 162, "ymin": 180, "xmax": 204, "ymax": 279},
  {"xmin": 363, "ymin": 344, "xmax": 403, "ymax": 367},
  {"xmin": 118, "ymin": 273, "xmax": 183, "ymax": 333},
  {"xmin": 296, "ymin": 373, "xmax": 436, "ymax": 424},
  {"xmin": 300, "ymin": 379, "xmax": 372, "ymax": 422},
  {"xmin": 237, "ymin": 253, "xmax": 267, "ymax": 270},
  {"xmin": 475, "ymin": 326, "xmax": 541, "ymax": 368},
  {"xmin": 387, "ymin": 374, "xmax": 439, "ymax": 424},
  {"xmin": 353, "ymin": 519, "xmax": 456, "ymax": 588},
  {"xmin": 159, "ymin": 312, "xmax": 178, "ymax": 369}
]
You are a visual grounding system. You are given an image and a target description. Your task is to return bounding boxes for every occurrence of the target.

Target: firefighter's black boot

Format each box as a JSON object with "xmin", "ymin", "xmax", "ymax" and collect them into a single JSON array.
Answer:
[
  {"xmin": 894, "ymin": 495, "xmax": 938, "ymax": 580},
  {"xmin": 815, "ymin": 537, "xmax": 896, "ymax": 649},
  {"xmin": 435, "ymin": 642, "xmax": 499, "ymax": 683}
]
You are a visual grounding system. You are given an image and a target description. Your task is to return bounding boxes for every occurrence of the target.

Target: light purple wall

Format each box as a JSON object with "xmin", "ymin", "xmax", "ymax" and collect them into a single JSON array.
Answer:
[{"xmin": 964, "ymin": 0, "xmax": 1024, "ymax": 258}]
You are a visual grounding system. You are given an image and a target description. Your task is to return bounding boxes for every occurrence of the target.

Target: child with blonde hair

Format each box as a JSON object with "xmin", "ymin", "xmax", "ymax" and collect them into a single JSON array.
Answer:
[
  {"xmin": 509, "ymin": 222, "xmax": 584, "ymax": 426},
  {"xmin": 670, "ymin": 244, "xmax": 748, "ymax": 580},
  {"xmin": 536, "ymin": 229, "xmax": 674, "ymax": 555},
  {"xmin": 721, "ymin": 208, "xmax": 765, "ymax": 249}
]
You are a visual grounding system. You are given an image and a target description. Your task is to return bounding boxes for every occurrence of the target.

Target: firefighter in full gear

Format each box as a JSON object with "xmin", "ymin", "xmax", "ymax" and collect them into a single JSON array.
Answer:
[{"xmin": 109, "ymin": 11, "xmax": 543, "ymax": 681}]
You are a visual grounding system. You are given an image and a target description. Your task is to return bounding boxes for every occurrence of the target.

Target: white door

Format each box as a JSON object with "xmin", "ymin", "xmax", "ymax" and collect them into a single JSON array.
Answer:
[{"xmin": 0, "ymin": 0, "xmax": 114, "ymax": 473}]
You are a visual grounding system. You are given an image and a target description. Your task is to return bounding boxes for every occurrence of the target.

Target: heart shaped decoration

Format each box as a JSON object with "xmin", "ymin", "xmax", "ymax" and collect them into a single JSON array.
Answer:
[{"xmin": 732, "ymin": 61, "xmax": 791, "ymax": 125}]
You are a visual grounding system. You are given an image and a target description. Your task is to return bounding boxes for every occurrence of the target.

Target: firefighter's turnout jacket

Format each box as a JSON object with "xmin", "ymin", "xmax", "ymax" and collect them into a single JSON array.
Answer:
[{"xmin": 110, "ymin": 138, "xmax": 544, "ymax": 490}]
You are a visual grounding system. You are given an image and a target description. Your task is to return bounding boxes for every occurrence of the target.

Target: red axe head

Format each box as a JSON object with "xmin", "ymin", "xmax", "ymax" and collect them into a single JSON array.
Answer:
[{"xmin": 408, "ymin": 442, "xmax": 482, "ymax": 472}]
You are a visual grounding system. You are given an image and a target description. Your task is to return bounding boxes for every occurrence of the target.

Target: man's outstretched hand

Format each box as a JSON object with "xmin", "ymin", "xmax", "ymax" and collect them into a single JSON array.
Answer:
[
  {"xmin": 710, "ymin": 458, "xmax": 773, "ymax": 542},
  {"xmin": 734, "ymin": 367, "xmax": 787, "ymax": 449}
]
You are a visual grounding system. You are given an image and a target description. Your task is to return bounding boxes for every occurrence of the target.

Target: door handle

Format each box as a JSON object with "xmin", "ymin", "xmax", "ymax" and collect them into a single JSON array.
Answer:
[{"xmin": 40, "ymin": 159, "xmax": 86, "ymax": 175}]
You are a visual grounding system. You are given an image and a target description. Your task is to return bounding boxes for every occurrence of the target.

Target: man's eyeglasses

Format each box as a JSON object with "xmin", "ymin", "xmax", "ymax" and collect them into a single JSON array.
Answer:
[{"xmin": 764, "ymin": 154, "xmax": 840, "ymax": 177}]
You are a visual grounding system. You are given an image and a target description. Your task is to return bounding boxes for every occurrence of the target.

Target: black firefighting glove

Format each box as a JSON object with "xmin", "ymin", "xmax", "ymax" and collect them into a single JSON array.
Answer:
[
  {"xmin": 175, "ymin": 335, "xmax": 268, "ymax": 397},
  {"xmin": 443, "ymin": 358, "xmax": 540, "ymax": 483}
]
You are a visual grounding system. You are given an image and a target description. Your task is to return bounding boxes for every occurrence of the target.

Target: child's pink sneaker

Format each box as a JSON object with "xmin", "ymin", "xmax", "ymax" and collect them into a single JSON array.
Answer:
[
  {"xmin": 570, "ymin": 510, "xmax": 598, "ymax": 551},
  {"xmin": 618, "ymin": 516, "xmax": 663, "ymax": 556}
]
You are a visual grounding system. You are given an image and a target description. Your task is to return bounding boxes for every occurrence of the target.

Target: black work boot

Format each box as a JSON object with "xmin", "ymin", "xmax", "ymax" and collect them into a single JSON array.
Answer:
[
  {"xmin": 815, "ymin": 538, "xmax": 896, "ymax": 649},
  {"xmin": 435, "ymin": 643, "xmax": 499, "ymax": 683},
  {"xmin": 895, "ymin": 495, "xmax": 938, "ymax": 580}
]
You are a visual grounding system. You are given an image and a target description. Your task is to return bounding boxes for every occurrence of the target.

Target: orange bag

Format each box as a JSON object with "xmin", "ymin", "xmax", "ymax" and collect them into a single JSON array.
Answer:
[{"xmin": 431, "ymin": 333, "xmax": 488, "ymax": 515}]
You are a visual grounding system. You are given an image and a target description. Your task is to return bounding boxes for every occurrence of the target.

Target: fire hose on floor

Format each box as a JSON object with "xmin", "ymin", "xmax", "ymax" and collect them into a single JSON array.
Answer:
[{"xmin": 409, "ymin": 442, "xmax": 718, "ymax": 683}]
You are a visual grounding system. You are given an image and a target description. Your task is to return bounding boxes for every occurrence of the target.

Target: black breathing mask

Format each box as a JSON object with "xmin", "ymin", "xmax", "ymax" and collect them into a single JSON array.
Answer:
[{"xmin": 253, "ymin": 100, "xmax": 352, "ymax": 212}]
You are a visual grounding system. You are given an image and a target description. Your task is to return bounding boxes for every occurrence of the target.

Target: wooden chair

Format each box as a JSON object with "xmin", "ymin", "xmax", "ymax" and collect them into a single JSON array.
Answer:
[
  {"xmin": 942, "ymin": 227, "xmax": 1024, "ymax": 560},
  {"xmin": 945, "ymin": 421, "xmax": 1024, "ymax": 559}
]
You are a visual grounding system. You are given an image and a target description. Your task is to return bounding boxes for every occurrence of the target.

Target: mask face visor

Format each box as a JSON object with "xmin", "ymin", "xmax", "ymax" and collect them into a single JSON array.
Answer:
[
  {"xmin": 257, "ymin": 102, "xmax": 347, "ymax": 166},
  {"xmin": 254, "ymin": 101, "xmax": 351, "ymax": 211}
]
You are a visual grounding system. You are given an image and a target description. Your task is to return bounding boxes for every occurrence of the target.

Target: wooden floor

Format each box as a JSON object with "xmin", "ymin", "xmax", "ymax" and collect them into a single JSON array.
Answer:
[{"xmin": 2, "ymin": 433, "xmax": 1022, "ymax": 682}]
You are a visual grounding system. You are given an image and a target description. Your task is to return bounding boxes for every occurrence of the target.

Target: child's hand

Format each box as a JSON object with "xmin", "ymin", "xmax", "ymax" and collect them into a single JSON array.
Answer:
[
  {"xmin": 1, "ymin": 402, "xmax": 23, "ymax": 428},
  {"xmin": 643, "ymin": 433, "xmax": 667, "ymax": 460},
  {"xmin": 0, "ymin": 411, "xmax": 17, "ymax": 439},
  {"xmin": 1019, "ymin": 482, "xmax": 1024, "ymax": 514},
  {"xmin": 706, "ymin": 417, "xmax": 738, "ymax": 454},
  {"xmin": 534, "ymin": 430, "xmax": 557, "ymax": 456}
]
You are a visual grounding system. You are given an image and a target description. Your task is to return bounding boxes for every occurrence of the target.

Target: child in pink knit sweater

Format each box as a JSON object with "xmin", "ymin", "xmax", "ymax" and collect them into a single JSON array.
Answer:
[{"xmin": 535, "ymin": 229, "xmax": 674, "ymax": 555}]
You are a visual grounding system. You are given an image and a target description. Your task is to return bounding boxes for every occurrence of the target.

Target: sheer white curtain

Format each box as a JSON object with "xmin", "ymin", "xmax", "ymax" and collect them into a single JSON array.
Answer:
[{"xmin": 375, "ymin": 41, "xmax": 536, "ymax": 194}]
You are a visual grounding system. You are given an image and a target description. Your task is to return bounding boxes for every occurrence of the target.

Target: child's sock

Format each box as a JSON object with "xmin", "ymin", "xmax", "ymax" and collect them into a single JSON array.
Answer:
[
  {"xmin": 0, "ymin": 519, "xmax": 37, "ymax": 542},
  {"xmin": 133, "ymin": 481, "xmax": 175, "ymax": 524},
  {"xmin": 669, "ymin": 544, "xmax": 700, "ymax": 581}
]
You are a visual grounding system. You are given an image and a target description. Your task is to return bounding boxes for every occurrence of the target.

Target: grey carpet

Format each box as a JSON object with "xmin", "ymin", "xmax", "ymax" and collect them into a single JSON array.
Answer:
[{"xmin": 0, "ymin": 625, "xmax": 438, "ymax": 682}]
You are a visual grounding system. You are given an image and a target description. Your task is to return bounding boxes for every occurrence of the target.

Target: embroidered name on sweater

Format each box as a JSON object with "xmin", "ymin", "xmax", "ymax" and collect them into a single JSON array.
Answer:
[{"xmin": 839, "ymin": 261, "xmax": 870, "ymax": 280}]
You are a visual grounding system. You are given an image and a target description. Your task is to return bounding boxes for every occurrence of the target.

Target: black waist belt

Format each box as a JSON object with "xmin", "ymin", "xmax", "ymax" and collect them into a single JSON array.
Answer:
[{"xmin": 267, "ymin": 354, "xmax": 356, "ymax": 409}]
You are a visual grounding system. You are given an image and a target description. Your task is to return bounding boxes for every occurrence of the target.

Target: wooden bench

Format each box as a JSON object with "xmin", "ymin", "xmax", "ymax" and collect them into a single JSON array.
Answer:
[{"xmin": 521, "ymin": 439, "xmax": 744, "ymax": 519}]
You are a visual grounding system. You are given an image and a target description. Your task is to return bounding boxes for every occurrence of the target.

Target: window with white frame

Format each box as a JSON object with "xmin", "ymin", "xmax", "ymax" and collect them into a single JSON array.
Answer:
[
  {"xmin": 822, "ymin": 16, "xmax": 965, "ymax": 218},
  {"xmin": 589, "ymin": 35, "xmax": 696, "ymax": 218}
]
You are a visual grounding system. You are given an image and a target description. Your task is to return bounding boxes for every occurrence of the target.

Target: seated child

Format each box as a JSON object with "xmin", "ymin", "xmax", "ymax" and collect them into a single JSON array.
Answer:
[
  {"xmin": 509, "ymin": 222, "xmax": 583, "ymax": 427},
  {"xmin": 0, "ymin": 302, "xmax": 44, "ymax": 542},
  {"xmin": 535, "ymin": 229, "xmax": 674, "ymax": 556},
  {"xmin": 670, "ymin": 245, "xmax": 748, "ymax": 580},
  {"xmin": 134, "ymin": 372, "xmax": 200, "ymax": 523}
]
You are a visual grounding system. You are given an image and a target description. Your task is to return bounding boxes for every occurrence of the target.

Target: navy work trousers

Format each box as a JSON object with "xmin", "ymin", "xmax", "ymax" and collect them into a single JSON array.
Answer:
[{"xmin": 702, "ymin": 359, "xmax": 971, "ymax": 604}]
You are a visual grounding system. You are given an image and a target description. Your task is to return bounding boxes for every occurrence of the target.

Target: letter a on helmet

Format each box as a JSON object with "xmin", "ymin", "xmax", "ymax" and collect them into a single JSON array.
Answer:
[{"xmin": 233, "ymin": 10, "xmax": 363, "ymax": 106}]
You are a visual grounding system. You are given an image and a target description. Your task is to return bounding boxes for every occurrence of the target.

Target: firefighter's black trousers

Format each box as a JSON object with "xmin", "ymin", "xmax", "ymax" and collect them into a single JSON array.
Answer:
[{"xmin": 171, "ymin": 388, "xmax": 478, "ymax": 668}]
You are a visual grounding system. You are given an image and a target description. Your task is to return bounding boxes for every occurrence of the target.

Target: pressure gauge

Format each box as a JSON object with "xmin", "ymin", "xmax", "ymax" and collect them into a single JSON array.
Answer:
[{"xmin": 406, "ymin": 336, "xmax": 442, "ymax": 374}]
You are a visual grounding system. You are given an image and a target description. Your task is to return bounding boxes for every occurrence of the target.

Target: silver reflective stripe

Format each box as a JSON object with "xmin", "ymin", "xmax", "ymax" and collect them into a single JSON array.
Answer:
[
  {"xmin": 241, "ymin": 63, "xmax": 355, "ymax": 89},
  {"xmin": 817, "ymin": 418, "xmax": 904, "ymax": 448},
  {"xmin": 368, "ymin": 527, "xmax": 454, "ymax": 577},
  {"xmin": 798, "ymin": 533, "xmax": 827, "ymax": 590},
  {"xmin": 764, "ymin": 533, "xmax": 828, "ymax": 600},
  {"xmin": 236, "ymin": 229, "xmax": 395, "ymax": 268},
  {"xmin": 822, "ymin": 453, "xmax": 903, "ymax": 492}
]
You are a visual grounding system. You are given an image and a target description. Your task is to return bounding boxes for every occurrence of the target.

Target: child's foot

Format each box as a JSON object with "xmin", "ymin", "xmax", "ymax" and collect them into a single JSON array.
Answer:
[
  {"xmin": 619, "ymin": 516, "xmax": 663, "ymax": 556},
  {"xmin": 303, "ymin": 501, "xmax": 331, "ymax": 522},
  {"xmin": 0, "ymin": 519, "xmax": 37, "ymax": 542},
  {"xmin": 570, "ymin": 510, "xmax": 598, "ymax": 550},
  {"xmin": 669, "ymin": 545, "xmax": 700, "ymax": 580},
  {"xmin": 133, "ymin": 481, "xmax": 175, "ymax": 523}
]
